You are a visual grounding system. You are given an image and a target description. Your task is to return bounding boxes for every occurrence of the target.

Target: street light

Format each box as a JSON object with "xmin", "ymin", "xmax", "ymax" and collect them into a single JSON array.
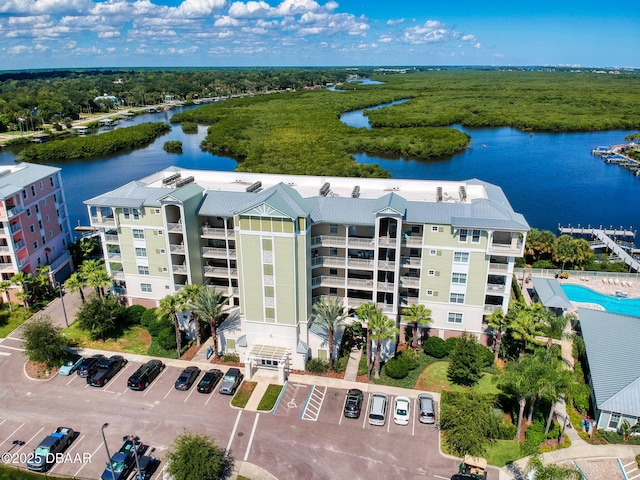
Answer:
[
  {"xmin": 123, "ymin": 434, "xmax": 142, "ymax": 480},
  {"xmin": 55, "ymin": 282, "xmax": 69, "ymax": 328},
  {"xmin": 101, "ymin": 423, "xmax": 116, "ymax": 480}
]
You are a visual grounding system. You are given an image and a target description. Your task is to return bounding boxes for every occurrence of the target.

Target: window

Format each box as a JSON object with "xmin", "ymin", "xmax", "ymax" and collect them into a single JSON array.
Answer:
[
  {"xmin": 329, "ymin": 287, "xmax": 338, "ymax": 294},
  {"xmin": 157, "ymin": 230, "xmax": 163, "ymax": 235},
  {"xmin": 329, "ymin": 224, "xmax": 338, "ymax": 234},
  {"xmin": 133, "ymin": 229, "xmax": 145, "ymax": 239},
  {"xmin": 154, "ymin": 208, "xmax": 161, "ymax": 214},
  {"xmin": 428, "ymin": 269, "xmax": 436, "ymax": 276},
  {"xmin": 452, "ymin": 272, "xmax": 467, "ymax": 284},
  {"xmin": 49, "ymin": 177, "xmax": 54, "ymax": 187},
  {"xmin": 140, "ymin": 283, "xmax": 152, "ymax": 293},
  {"xmin": 22, "ymin": 190, "xmax": 27, "ymax": 200},
  {"xmin": 39, "ymin": 181, "xmax": 43, "ymax": 190},
  {"xmin": 49, "ymin": 229, "xmax": 53, "ymax": 238},
  {"xmin": 26, "ymin": 208, "xmax": 31, "ymax": 217},
  {"xmin": 45, "ymin": 214, "xmax": 50, "ymax": 222},
  {"xmin": 227, "ymin": 339, "xmax": 236, "ymax": 350},
  {"xmin": 33, "ymin": 241, "xmax": 38, "ymax": 249},
  {"xmin": 426, "ymin": 289, "xmax": 434, "ymax": 296},
  {"xmin": 431, "ymin": 226, "xmax": 439, "ymax": 232},
  {"xmin": 429, "ymin": 249, "xmax": 437, "ymax": 256},
  {"xmin": 329, "ymin": 268, "xmax": 338, "ymax": 275},
  {"xmin": 608, "ymin": 413, "xmax": 621, "ymax": 430},
  {"xmin": 329, "ymin": 248, "xmax": 338, "ymax": 257},
  {"xmin": 472, "ymin": 229, "xmax": 481, "ymax": 243},
  {"xmin": 30, "ymin": 225, "xmax": 35, "ymax": 234},
  {"xmin": 43, "ymin": 199, "xmax": 46, "ymax": 206},
  {"xmin": 450, "ymin": 293, "xmax": 465, "ymax": 304},
  {"xmin": 459, "ymin": 228, "xmax": 468, "ymax": 242},
  {"xmin": 132, "ymin": 209, "xmax": 140, "ymax": 220},
  {"xmin": 453, "ymin": 251, "xmax": 470, "ymax": 263},
  {"xmin": 162, "ymin": 267, "xmax": 168, "ymax": 272},
  {"xmin": 135, "ymin": 247, "xmax": 147, "ymax": 257},
  {"xmin": 34, "ymin": 204, "xmax": 39, "ymax": 213},
  {"xmin": 411, "ymin": 225, "xmax": 421, "ymax": 234},
  {"xmin": 38, "ymin": 220, "xmax": 42, "ymax": 229},
  {"xmin": 448, "ymin": 313, "xmax": 463, "ymax": 324},
  {"xmin": 159, "ymin": 248, "xmax": 166, "ymax": 254},
  {"xmin": 31, "ymin": 185, "xmax": 36, "ymax": 196},
  {"xmin": 137, "ymin": 266, "xmax": 150, "ymax": 275},
  {"xmin": 53, "ymin": 194, "xmax": 57, "ymax": 202},
  {"xmin": 123, "ymin": 208, "xmax": 130, "ymax": 219}
]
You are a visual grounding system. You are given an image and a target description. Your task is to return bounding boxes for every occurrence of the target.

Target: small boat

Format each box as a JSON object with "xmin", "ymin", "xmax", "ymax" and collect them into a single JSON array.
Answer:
[{"xmin": 615, "ymin": 291, "xmax": 628, "ymax": 298}]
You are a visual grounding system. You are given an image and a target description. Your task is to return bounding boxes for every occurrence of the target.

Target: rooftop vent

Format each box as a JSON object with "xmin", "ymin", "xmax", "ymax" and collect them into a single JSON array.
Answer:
[
  {"xmin": 459, "ymin": 186, "xmax": 467, "ymax": 201},
  {"xmin": 351, "ymin": 185, "xmax": 360, "ymax": 198},
  {"xmin": 246, "ymin": 181, "xmax": 262, "ymax": 193},
  {"xmin": 175, "ymin": 176, "xmax": 194, "ymax": 188},
  {"xmin": 319, "ymin": 182, "xmax": 330, "ymax": 197},
  {"xmin": 162, "ymin": 173, "xmax": 181, "ymax": 185},
  {"xmin": 0, "ymin": 169, "xmax": 12, "ymax": 179},
  {"xmin": 436, "ymin": 186, "xmax": 443, "ymax": 203}
]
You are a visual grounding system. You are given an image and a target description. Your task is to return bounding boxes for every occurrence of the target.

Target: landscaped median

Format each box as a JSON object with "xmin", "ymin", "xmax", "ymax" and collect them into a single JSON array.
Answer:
[{"xmin": 231, "ymin": 382, "xmax": 283, "ymax": 412}]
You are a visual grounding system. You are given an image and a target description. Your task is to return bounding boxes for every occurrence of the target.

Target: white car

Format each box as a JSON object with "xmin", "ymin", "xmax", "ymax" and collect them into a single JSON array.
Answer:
[{"xmin": 393, "ymin": 395, "xmax": 411, "ymax": 425}]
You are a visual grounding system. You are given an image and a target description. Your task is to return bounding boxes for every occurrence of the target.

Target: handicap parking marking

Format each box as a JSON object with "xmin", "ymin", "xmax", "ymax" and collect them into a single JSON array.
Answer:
[
  {"xmin": 301, "ymin": 385, "xmax": 326, "ymax": 421},
  {"xmin": 273, "ymin": 382, "xmax": 309, "ymax": 417}
]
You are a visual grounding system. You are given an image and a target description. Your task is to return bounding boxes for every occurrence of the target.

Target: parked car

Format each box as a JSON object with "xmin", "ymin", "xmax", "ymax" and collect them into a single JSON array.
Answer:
[
  {"xmin": 87, "ymin": 355, "xmax": 127, "ymax": 387},
  {"xmin": 76, "ymin": 354, "xmax": 105, "ymax": 378},
  {"xmin": 134, "ymin": 455, "xmax": 159, "ymax": 480},
  {"xmin": 219, "ymin": 367, "xmax": 243, "ymax": 395},
  {"xmin": 418, "ymin": 393, "xmax": 436, "ymax": 424},
  {"xmin": 26, "ymin": 427, "xmax": 75, "ymax": 472},
  {"xmin": 127, "ymin": 360, "xmax": 165, "ymax": 391},
  {"xmin": 197, "ymin": 369, "xmax": 223, "ymax": 394},
  {"xmin": 100, "ymin": 437, "xmax": 142, "ymax": 480},
  {"xmin": 368, "ymin": 392, "xmax": 389, "ymax": 426},
  {"xmin": 174, "ymin": 366, "xmax": 201, "ymax": 391},
  {"xmin": 343, "ymin": 389, "xmax": 364, "ymax": 419},
  {"xmin": 59, "ymin": 353, "xmax": 84, "ymax": 376},
  {"xmin": 393, "ymin": 395, "xmax": 411, "ymax": 425}
]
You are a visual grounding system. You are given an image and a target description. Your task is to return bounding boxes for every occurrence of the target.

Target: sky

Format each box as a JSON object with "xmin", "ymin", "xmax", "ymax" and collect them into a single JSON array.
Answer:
[{"xmin": 1, "ymin": 0, "xmax": 638, "ymax": 70}]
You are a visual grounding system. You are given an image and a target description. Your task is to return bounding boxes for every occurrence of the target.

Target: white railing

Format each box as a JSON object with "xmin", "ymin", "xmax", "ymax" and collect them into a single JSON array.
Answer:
[
  {"xmin": 347, "ymin": 278, "xmax": 374, "ymax": 289},
  {"xmin": 311, "ymin": 235, "xmax": 347, "ymax": 247},
  {"xmin": 400, "ymin": 276, "xmax": 420, "ymax": 287},
  {"xmin": 172, "ymin": 264, "xmax": 188, "ymax": 274},
  {"xmin": 167, "ymin": 223, "xmax": 183, "ymax": 232},
  {"xmin": 204, "ymin": 266, "xmax": 237, "ymax": 277},
  {"xmin": 377, "ymin": 281, "xmax": 395, "ymax": 292},
  {"xmin": 201, "ymin": 227, "xmax": 227, "ymax": 237},
  {"xmin": 486, "ymin": 284, "xmax": 507, "ymax": 294},
  {"xmin": 348, "ymin": 237, "xmax": 375, "ymax": 248},
  {"xmin": 349, "ymin": 257, "xmax": 375, "ymax": 268},
  {"xmin": 104, "ymin": 234, "xmax": 119, "ymax": 243},
  {"xmin": 402, "ymin": 236, "xmax": 423, "ymax": 246},
  {"xmin": 107, "ymin": 252, "xmax": 122, "ymax": 262},
  {"xmin": 10, "ymin": 223, "xmax": 21, "ymax": 234},
  {"xmin": 0, "ymin": 262, "xmax": 14, "ymax": 271},
  {"xmin": 90, "ymin": 216, "xmax": 115, "ymax": 226},
  {"xmin": 488, "ymin": 263, "xmax": 509, "ymax": 272},
  {"xmin": 400, "ymin": 256, "xmax": 422, "ymax": 267},
  {"xmin": 202, "ymin": 247, "xmax": 235, "ymax": 258},
  {"xmin": 378, "ymin": 236, "xmax": 397, "ymax": 247},
  {"xmin": 170, "ymin": 244, "xmax": 185, "ymax": 254}
]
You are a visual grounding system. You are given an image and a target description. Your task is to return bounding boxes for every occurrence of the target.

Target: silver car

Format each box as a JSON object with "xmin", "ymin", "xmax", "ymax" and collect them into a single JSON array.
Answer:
[
  {"xmin": 418, "ymin": 393, "xmax": 435, "ymax": 424},
  {"xmin": 219, "ymin": 368, "xmax": 243, "ymax": 395}
]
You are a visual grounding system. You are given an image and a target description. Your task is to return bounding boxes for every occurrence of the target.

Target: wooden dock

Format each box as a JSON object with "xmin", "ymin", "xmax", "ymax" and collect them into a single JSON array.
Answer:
[{"xmin": 592, "ymin": 143, "xmax": 640, "ymax": 177}]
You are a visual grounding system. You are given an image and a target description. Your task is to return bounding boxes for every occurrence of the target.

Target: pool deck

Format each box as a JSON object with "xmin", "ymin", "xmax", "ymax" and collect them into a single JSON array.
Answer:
[{"xmin": 556, "ymin": 275, "xmax": 640, "ymax": 311}]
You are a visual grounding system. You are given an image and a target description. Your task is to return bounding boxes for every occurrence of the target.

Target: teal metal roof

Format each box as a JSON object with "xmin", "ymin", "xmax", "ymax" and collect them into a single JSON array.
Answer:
[
  {"xmin": 160, "ymin": 182, "xmax": 204, "ymax": 202},
  {"xmin": 234, "ymin": 183, "xmax": 312, "ymax": 219},
  {"xmin": 84, "ymin": 181, "xmax": 174, "ymax": 207},
  {"xmin": 530, "ymin": 278, "xmax": 573, "ymax": 309},
  {"xmin": 578, "ymin": 308, "xmax": 640, "ymax": 416},
  {"xmin": 0, "ymin": 163, "xmax": 61, "ymax": 199},
  {"xmin": 374, "ymin": 192, "xmax": 407, "ymax": 216}
]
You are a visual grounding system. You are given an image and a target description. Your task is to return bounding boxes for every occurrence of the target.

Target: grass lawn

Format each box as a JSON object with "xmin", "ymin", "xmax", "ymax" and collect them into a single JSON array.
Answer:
[
  {"xmin": 371, "ymin": 353, "xmax": 440, "ymax": 389},
  {"xmin": 257, "ymin": 384, "xmax": 283, "ymax": 411},
  {"xmin": 415, "ymin": 361, "xmax": 500, "ymax": 395},
  {"xmin": 231, "ymin": 381, "xmax": 257, "ymax": 408},
  {"xmin": 0, "ymin": 307, "xmax": 32, "ymax": 338},
  {"xmin": 63, "ymin": 323, "xmax": 151, "ymax": 354},
  {"xmin": 0, "ymin": 465, "xmax": 74, "ymax": 480},
  {"xmin": 484, "ymin": 440, "xmax": 524, "ymax": 467}
]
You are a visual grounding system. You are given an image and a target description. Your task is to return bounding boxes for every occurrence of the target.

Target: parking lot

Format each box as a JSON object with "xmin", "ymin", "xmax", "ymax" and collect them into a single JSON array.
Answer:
[{"xmin": 0, "ymin": 346, "xmax": 473, "ymax": 480}]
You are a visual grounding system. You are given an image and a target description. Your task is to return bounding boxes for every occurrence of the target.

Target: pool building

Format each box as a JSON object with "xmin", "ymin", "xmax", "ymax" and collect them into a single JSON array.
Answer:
[{"xmin": 85, "ymin": 167, "xmax": 529, "ymax": 377}]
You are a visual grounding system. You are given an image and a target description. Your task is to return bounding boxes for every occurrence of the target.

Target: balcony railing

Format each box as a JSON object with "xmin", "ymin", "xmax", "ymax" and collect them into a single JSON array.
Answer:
[
  {"xmin": 486, "ymin": 284, "xmax": 507, "ymax": 294},
  {"xmin": 104, "ymin": 234, "xmax": 119, "ymax": 243},
  {"xmin": 378, "ymin": 236, "xmax": 397, "ymax": 247},
  {"xmin": 483, "ymin": 304, "xmax": 503, "ymax": 314},
  {"xmin": 112, "ymin": 269, "xmax": 125, "ymax": 279},
  {"xmin": 204, "ymin": 266, "xmax": 237, "ymax": 277},
  {"xmin": 400, "ymin": 276, "xmax": 420, "ymax": 287},
  {"xmin": 348, "ymin": 257, "xmax": 374, "ymax": 269},
  {"xmin": 10, "ymin": 223, "xmax": 22, "ymax": 234},
  {"xmin": 18, "ymin": 257, "xmax": 29, "ymax": 268},
  {"xmin": 377, "ymin": 281, "xmax": 395, "ymax": 292},
  {"xmin": 399, "ymin": 296, "xmax": 419, "ymax": 306},
  {"xmin": 1, "ymin": 205, "xmax": 24, "ymax": 220},
  {"xmin": 0, "ymin": 262, "xmax": 15, "ymax": 271},
  {"xmin": 402, "ymin": 235, "xmax": 423, "ymax": 246},
  {"xmin": 312, "ymin": 275, "xmax": 345, "ymax": 287},
  {"xmin": 202, "ymin": 247, "xmax": 236, "ymax": 258},
  {"xmin": 347, "ymin": 237, "xmax": 375, "ymax": 248},
  {"xmin": 167, "ymin": 223, "xmax": 184, "ymax": 232},
  {"xmin": 0, "ymin": 246, "xmax": 10, "ymax": 253},
  {"xmin": 90, "ymin": 216, "xmax": 116, "ymax": 226},
  {"xmin": 488, "ymin": 262, "xmax": 510, "ymax": 273},
  {"xmin": 400, "ymin": 256, "xmax": 422, "ymax": 267},
  {"xmin": 170, "ymin": 244, "xmax": 186, "ymax": 254},
  {"xmin": 311, "ymin": 256, "xmax": 346, "ymax": 268},
  {"xmin": 348, "ymin": 278, "xmax": 374, "ymax": 289},
  {"xmin": 0, "ymin": 228, "xmax": 6, "ymax": 236},
  {"xmin": 488, "ymin": 240, "xmax": 523, "ymax": 255},
  {"xmin": 172, "ymin": 264, "xmax": 188, "ymax": 274},
  {"xmin": 107, "ymin": 252, "xmax": 122, "ymax": 262},
  {"xmin": 311, "ymin": 235, "xmax": 347, "ymax": 247},
  {"xmin": 201, "ymin": 227, "xmax": 228, "ymax": 238}
]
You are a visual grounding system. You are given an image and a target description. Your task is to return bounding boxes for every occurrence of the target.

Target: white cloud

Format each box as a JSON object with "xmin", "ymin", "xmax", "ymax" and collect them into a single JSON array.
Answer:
[
  {"xmin": 0, "ymin": 0, "xmax": 90, "ymax": 15},
  {"xmin": 215, "ymin": 15, "xmax": 242, "ymax": 27},
  {"xmin": 8, "ymin": 45, "xmax": 30, "ymax": 54},
  {"xmin": 173, "ymin": 0, "xmax": 226, "ymax": 19},
  {"xmin": 386, "ymin": 18, "xmax": 404, "ymax": 26},
  {"xmin": 98, "ymin": 30, "xmax": 121, "ymax": 38}
]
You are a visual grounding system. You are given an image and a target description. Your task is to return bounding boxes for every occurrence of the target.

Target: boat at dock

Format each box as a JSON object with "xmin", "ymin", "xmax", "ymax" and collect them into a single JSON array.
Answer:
[{"xmin": 592, "ymin": 143, "xmax": 640, "ymax": 177}]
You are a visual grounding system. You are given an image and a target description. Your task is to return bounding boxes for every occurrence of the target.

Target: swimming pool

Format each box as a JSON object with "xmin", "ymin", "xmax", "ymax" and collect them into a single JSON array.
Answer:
[{"xmin": 561, "ymin": 284, "xmax": 640, "ymax": 317}]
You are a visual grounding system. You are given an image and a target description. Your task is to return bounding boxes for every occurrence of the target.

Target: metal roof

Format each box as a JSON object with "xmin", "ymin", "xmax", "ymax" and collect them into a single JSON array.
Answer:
[
  {"xmin": 0, "ymin": 163, "xmax": 61, "ymax": 199},
  {"xmin": 160, "ymin": 183, "xmax": 204, "ymax": 202},
  {"xmin": 578, "ymin": 308, "xmax": 640, "ymax": 416},
  {"xmin": 234, "ymin": 183, "xmax": 312, "ymax": 219},
  {"xmin": 374, "ymin": 192, "xmax": 406, "ymax": 216},
  {"xmin": 530, "ymin": 278, "xmax": 573, "ymax": 309},
  {"xmin": 84, "ymin": 181, "xmax": 174, "ymax": 207},
  {"xmin": 246, "ymin": 344, "xmax": 289, "ymax": 362}
]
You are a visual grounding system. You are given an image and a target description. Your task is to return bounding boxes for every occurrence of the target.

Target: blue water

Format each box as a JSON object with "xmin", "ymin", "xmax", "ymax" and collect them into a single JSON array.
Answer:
[
  {"xmin": 1, "ymin": 101, "xmax": 639, "ymax": 241},
  {"xmin": 561, "ymin": 284, "xmax": 640, "ymax": 317}
]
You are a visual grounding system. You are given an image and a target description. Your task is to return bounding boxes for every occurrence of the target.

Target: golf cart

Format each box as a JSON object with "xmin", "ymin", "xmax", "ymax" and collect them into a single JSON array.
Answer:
[{"xmin": 454, "ymin": 455, "xmax": 488, "ymax": 480}]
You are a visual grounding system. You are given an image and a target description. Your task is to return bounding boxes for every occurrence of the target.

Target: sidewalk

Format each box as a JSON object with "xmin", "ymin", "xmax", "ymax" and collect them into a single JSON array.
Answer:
[{"xmin": 343, "ymin": 346, "xmax": 362, "ymax": 382}]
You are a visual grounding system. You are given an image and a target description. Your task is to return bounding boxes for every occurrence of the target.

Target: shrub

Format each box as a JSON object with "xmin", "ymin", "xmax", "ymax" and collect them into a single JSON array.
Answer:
[
  {"xmin": 522, "ymin": 422, "xmax": 546, "ymax": 455},
  {"xmin": 147, "ymin": 339, "xmax": 178, "ymax": 359},
  {"xmin": 444, "ymin": 336, "xmax": 459, "ymax": 354},
  {"xmin": 306, "ymin": 358, "xmax": 329, "ymax": 374},
  {"xmin": 384, "ymin": 357, "xmax": 409, "ymax": 379},
  {"xmin": 398, "ymin": 348, "xmax": 420, "ymax": 369},
  {"xmin": 156, "ymin": 327, "xmax": 178, "ymax": 351},
  {"xmin": 496, "ymin": 423, "xmax": 517, "ymax": 440},
  {"xmin": 598, "ymin": 429, "xmax": 624, "ymax": 444},
  {"xmin": 333, "ymin": 356, "xmax": 349, "ymax": 373},
  {"xmin": 124, "ymin": 305, "xmax": 146, "ymax": 326},
  {"xmin": 476, "ymin": 344, "xmax": 495, "ymax": 368},
  {"xmin": 222, "ymin": 353, "xmax": 240, "ymax": 363},
  {"xmin": 181, "ymin": 122, "xmax": 198, "ymax": 133},
  {"xmin": 423, "ymin": 336, "xmax": 447, "ymax": 358},
  {"xmin": 163, "ymin": 140, "xmax": 183, "ymax": 153}
]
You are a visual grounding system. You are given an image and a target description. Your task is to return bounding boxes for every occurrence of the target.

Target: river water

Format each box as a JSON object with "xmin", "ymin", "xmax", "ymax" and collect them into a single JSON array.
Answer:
[{"xmin": 1, "ymin": 103, "xmax": 638, "ymax": 241}]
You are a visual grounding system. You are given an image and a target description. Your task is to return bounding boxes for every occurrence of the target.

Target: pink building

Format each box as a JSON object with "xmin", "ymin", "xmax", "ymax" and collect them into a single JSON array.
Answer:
[{"xmin": 0, "ymin": 163, "xmax": 73, "ymax": 292}]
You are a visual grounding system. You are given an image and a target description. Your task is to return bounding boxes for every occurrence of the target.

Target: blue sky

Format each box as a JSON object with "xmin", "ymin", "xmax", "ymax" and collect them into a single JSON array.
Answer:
[{"xmin": 1, "ymin": 0, "xmax": 638, "ymax": 70}]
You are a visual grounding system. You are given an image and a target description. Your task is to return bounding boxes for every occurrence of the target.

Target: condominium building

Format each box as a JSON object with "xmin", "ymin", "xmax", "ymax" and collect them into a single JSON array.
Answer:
[
  {"xmin": 0, "ymin": 163, "xmax": 74, "ymax": 291},
  {"xmin": 85, "ymin": 167, "xmax": 528, "ymax": 378}
]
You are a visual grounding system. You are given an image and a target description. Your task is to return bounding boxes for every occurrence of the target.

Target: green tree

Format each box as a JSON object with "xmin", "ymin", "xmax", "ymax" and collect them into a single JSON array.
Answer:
[
  {"xmin": 0, "ymin": 280, "xmax": 13, "ymax": 311},
  {"xmin": 191, "ymin": 287, "xmax": 228, "ymax": 360},
  {"xmin": 165, "ymin": 432, "xmax": 228, "ymax": 480},
  {"xmin": 158, "ymin": 293, "xmax": 183, "ymax": 357},
  {"xmin": 447, "ymin": 332, "xmax": 485, "ymax": 386},
  {"xmin": 525, "ymin": 229, "xmax": 556, "ymax": 263},
  {"xmin": 312, "ymin": 298, "xmax": 346, "ymax": 372},
  {"xmin": 496, "ymin": 356, "xmax": 536, "ymax": 440},
  {"xmin": 10, "ymin": 271, "xmax": 32, "ymax": 308},
  {"xmin": 79, "ymin": 259, "xmax": 112, "ymax": 298},
  {"xmin": 526, "ymin": 455, "xmax": 581, "ymax": 480},
  {"xmin": 506, "ymin": 302, "xmax": 548, "ymax": 357},
  {"xmin": 178, "ymin": 284, "xmax": 205, "ymax": 346},
  {"xmin": 439, "ymin": 390, "xmax": 501, "ymax": 457},
  {"xmin": 64, "ymin": 272, "xmax": 87, "ymax": 303},
  {"xmin": 75, "ymin": 295, "xmax": 124, "ymax": 341},
  {"xmin": 402, "ymin": 303, "xmax": 432, "ymax": 348},
  {"xmin": 22, "ymin": 316, "xmax": 68, "ymax": 367},
  {"xmin": 355, "ymin": 302, "xmax": 379, "ymax": 380},
  {"xmin": 486, "ymin": 308, "xmax": 507, "ymax": 362},
  {"xmin": 368, "ymin": 310, "xmax": 398, "ymax": 379}
]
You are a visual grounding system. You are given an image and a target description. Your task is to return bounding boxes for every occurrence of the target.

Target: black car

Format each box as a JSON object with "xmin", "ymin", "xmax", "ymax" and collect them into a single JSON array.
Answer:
[
  {"xmin": 343, "ymin": 389, "xmax": 364, "ymax": 419},
  {"xmin": 197, "ymin": 369, "xmax": 223, "ymax": 394},
  {"xmin": 174, "ymin": 366, "xmax": 201, "ymax": 391},
  {"xmin": 127, "ymin": 360, "xmax": 165, "ymax": 391},
  {"xmin": 87, "ymin": 355, "xmax": 127, "ymax": 387},
  {"xmin": 134, "ymin": 455, "xmax": 159, "ymax": 480},
  {"xmin": 76, "ymin": 354, "xmax": 105, "ymax": 378}
]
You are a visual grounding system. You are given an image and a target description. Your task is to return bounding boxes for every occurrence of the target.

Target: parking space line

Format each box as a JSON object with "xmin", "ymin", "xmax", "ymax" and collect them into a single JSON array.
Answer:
[
  {"xmin": 0, "ymin": 418, "xmax": 6, "ymax": 428},
  {"xmin": 49, "ymin": 434, "xmax": 85, "ymax": 473},
  {"xmin": 184, "ymin": 386, "xmax": 197, "ymax": 403},
  {"xmin": 205, "ymin": 391, "xmax": 216, "ymax": 406},
  {"xmin": 338, "ymin": 392, "xmax": 348, "ymax": 426},
  {"xmin": 243, "ymin": 413, "xmax": 260, "ymax": 461},
  {"xmin": 412, "ymin": 397, "xmax": 416, "ymax": 437},
  {"xmin": 225, "ymin": 410, "xmax": 242, "ymax": 456},
  {"xmin": 387, "ymin": 396, "xmax": 393, "ymax": 433},
  {"xmin": 6, "ymin": 336, "xmax": 24, "ymax": 342},
  {"xmin": 65, "ymin": 375, "xmax": 78, "ymax": 386},
  {"xmin": 0, "ymin": 344, "xmax": 24, "ymax": 351},
  {"xmin": 362, "ymin": 394, "xmax": 371, "ymax": 429},
  {"xmin": 301, "ymin": 386, "xmax": 326, "ymax": 421},
  {"xmin": 143, "ymin": 368, "xmax": 168, "ymax": 397},
  {"xmin": 163, "ymin": 384, "xmax": 174, "ymax": 400},
  {"xmin": 19, "ymin": 426, "xmax": 44, "ymax": 452},
  {"xmin": 75, "ymin": 440, "xmax": 103, "ymax": 477},
  {"xmin": 0, "ymin": 422, "xmax": 24, "ymax": 448}
]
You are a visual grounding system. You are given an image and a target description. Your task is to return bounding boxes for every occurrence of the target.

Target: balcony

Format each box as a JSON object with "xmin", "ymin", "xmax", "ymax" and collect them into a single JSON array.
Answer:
[
  {"xmin": 347, "ymin": 278, "xmax": 374, "ymax": 289},
  {"xmin": 90, "ymin": 216, "xmax": 116, "ymax": 227},
  {"xmin": 400, "ymin": 276, "xmax": 420, "ymax": 288},
  {"xmin": 1, "ymin": 205, "xmax": 23, "ymax": 220},
  {"xmin": 400, "ymin": 296, "xmax": 419, "ymax": 307},
  {"xmin": 167, "ymin": 223, "xmax": 184, "ymax": 232},
  {"xmin": 312, "ymin": 275, "xmax": 346, "ymax": 288},
  {"xmin": 402, "ymin": 235, "xmax": 423, "ymax": 246},
  {"xmin": 104, "ymin": 234, "xmax": 119, "ymax": 243},
  {"xmin": 170, "ymin": 244, "xmax": 186, "ymax": 255},
  {"xmin": 312, "ymin": 256, "xmax": 346, "ymax": 268},
  {"xmin": 347, "ymin": 237, "xmax": 374, "ymax": 248},
  {"xmin": 172, "ymin": 264, "xmax": 188, "ymax": 274},
  {"xmin": 377, "ymin": 260, "xmax": 396, "ymax": 270},
  {"xmin": 0, "ymin": 228, "xmax": 6, "ymax": 236},
  {"xmin": 377, "ymin": 281, "xmax": 395, "ymax": 292},
  {"xmin": 0, "ymin": 262, "xmax": 15, "ymax": 272},
  {"xmin": 18, "ymin": 257, "xmax": 29, "ymax": 268},
  {"xmin": 107, "ymin": 251, "xmax": 122, "ymax": 262},
  {"xmin": 483, "ymin": 304, "xmax": 503, "ymax": 314},
  {"xmin": 377, "ymin": 236, "xmax": 397, "ymax": 247},
  {"xmin": 0, "ymin": 245, "xmax": 9, "ymax": 253},
  {"xmin": 348, "ymin": 257, "xmax": 374, "ymax": 269},
  {"xmin": 400, "ymin": 256, "xmax": 422, "ymax": 267},
  {"xmin": 488, "ymin": 262, "xmax": 510, "ymax": 274},
  {"xmin": 486, "ymin": 284, "xmax": 508, "ymax": 294},
  {"xmin": 202, "ymin": 247, "xmax": 236, "ymax": 259},
  {"xmin": 112, "ymin": 269, "xmax": 125, "ymax": 279},
  {"xmin": 10, "ymin": 223, "xmax": 22, "ymax": 234},
  {"xmin": 201, "ymin": 227, "xmax": 228, "ymax": 239},
  {"xmin": 204, "ymin": 266, "xmax": 238, "ymax": 278},
  {"xmin": 311, "ymin": 235, "xmax": 347, "ymax": 248},
  {"xmin": 208, "ymin": 285, "xmax": 239, "ymax": 297}
]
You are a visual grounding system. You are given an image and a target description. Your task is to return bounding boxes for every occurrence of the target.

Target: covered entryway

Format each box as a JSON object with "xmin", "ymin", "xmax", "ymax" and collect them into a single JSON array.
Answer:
[{"xmin": 244, "ymin": 344, "xmax": 290, "ymax": 383}]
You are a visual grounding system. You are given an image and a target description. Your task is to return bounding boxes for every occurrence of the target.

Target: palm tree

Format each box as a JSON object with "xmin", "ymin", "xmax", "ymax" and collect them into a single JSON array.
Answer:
[
  {"xmin": 368, "ymin": 311, "xmax": 398, "ymax": 379},
  {"xmin": 553, "ymin": 235, "xmax": 578, "ymax": 271},
  {"xmin": 80, "ymin": 259, "xmax": 112, "ymax": 298},
  {"xmin": 525, "ymin": 229, "xmax": 556, "ymax": 263},
  {"xmin": 355, "ymin": 303, "xmax": 379, "ymax": 380},
  {"xmin": 64, "ymin": 272, "xmax": 87, "ymax": 303},
  {"xmin": 486, "ymin": 308, "xmax": 506, "ymax": 362},
  {"xmin": 10, "ymin": 271, "xmax": 31, "ymax": 308},
  {"xmin": 0, "ymin": 280, "xmax": 13, "ymax": 311},
  {"xmin": 496, "ymin": 358, "xmax": 536, "ymax": 440},
  {"xmin": 191, "ymin": 287, "xmax": 228, "ymax": 360},
  {"xmin": 178, "ymin": 284, "xmax": 205, "ymax": 346},
  {"xmin": 402, "ymin": 304, "xmax": 432, "ymax": 348},
  {"xmin": 312, "ymin": 298, "xmax": 346, "ymax": 372},
  {"xmin": 526, "ymin": 454, "xmax": 581, "ymax": 480},
  {"xmin": 158, "ymin": 293, "xmax": 183, "ymax": 357},
  {"xmin": 507, "ymin": 302, "xmax": 547, "ymax": 357}
]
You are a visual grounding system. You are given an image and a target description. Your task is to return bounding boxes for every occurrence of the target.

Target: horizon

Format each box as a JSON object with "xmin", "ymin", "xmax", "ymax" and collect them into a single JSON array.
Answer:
[{"xmin": 1, "ymin": 0, "xmax": 638, "ymax": 71}]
